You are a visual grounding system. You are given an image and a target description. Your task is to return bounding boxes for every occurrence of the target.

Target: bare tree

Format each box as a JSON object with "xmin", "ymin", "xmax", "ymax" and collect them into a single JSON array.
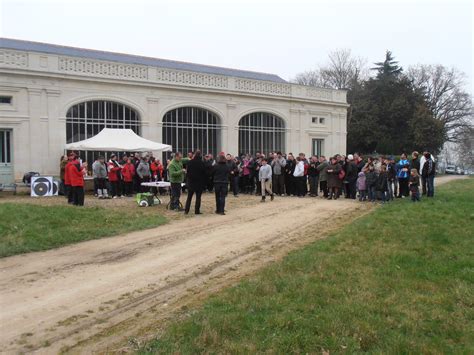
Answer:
[
  {"xmin": 292, "ymin": 70, "xmax": 325, "ymax": 87},
  {"xmin": 291, "ymin": 49, "xmax": 368, "ymax": 90},
  {"xmin": 407, "ymin": 64, "xmax": 473, "ymax": 142},
  {"xmin": 291, "ymin": 49, "xmax": 368, "ymax": 128},
  {"xmin": 319, "ymin": 49, "xmax": 369, "ymax": 90}
]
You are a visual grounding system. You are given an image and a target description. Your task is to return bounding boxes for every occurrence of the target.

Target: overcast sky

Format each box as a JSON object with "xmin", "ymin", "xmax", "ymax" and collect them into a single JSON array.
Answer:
[{"xmin": 1, "ymin": 0, "xmax": 472, "ymax": 92}]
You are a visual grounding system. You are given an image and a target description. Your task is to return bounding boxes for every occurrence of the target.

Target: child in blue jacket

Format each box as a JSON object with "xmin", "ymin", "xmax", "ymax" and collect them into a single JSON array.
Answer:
[{"xmin": 396, "ymin": 153, "xmax": 410, "ymax": 198}]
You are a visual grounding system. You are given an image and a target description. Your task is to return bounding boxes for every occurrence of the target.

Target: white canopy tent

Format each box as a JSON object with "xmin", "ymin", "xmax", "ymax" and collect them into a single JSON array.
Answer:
[{"xmin": 65, "ymin": 128, "xmax": 172, "ymax": 152}]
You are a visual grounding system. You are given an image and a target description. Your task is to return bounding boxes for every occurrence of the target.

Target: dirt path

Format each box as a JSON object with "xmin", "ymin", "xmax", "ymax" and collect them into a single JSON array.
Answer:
[{"xmin": 0, "ymin": 176, "xmax": 463, "ymax": 353}]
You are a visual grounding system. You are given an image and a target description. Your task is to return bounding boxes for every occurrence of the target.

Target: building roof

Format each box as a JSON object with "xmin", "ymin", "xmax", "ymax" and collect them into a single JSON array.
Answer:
[{"xmin": 0, "ymin": 38, "xmax": 287, "ymax": 83}]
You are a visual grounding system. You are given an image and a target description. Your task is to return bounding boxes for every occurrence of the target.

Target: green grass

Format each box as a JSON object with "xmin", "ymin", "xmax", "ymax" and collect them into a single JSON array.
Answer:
[
  {"xmin": 0, "ymin": 204, "xmax": 166, "ymax": 257},
  {"xmin": 141, "ymin": 179, "xmax": 474, "ymax": 354}
]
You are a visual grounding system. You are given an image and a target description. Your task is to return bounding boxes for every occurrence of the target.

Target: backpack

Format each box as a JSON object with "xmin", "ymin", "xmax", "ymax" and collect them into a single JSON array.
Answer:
[
  {"xmin": 428, "ymin": 161, "xmax": 436, "ymax": 176},
  {"xmin": 423, "ymin": 160, "xmax": 436, "ymax": 177},
  {"xmin": 22, "ymin": 172, "xmax": 40, "ymax": 185},
  {"xmin": 338, "ymin": 169, "xmax": 346, "ymax": 180}
]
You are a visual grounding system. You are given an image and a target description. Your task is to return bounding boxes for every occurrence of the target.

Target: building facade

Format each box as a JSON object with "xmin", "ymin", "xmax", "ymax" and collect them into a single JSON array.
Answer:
[{"xmin": 0, "ymin": 38, "xmax": 348, "ymax": 184}]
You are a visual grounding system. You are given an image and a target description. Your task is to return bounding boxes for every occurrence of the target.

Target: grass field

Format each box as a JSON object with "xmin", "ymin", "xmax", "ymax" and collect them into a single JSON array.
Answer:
[
  {"xmin": 141, "ymin": 179, "xmax": 474, "ymax": 354},
  {"xmin": 0, "ymin": 203, "xmax": 166, "ymax": 257}
]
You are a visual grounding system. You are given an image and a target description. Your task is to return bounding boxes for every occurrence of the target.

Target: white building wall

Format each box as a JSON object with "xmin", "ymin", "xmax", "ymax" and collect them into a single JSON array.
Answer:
[{"xmin": 0, "ymin": 48, "xmax": 348, "ymax": 182}]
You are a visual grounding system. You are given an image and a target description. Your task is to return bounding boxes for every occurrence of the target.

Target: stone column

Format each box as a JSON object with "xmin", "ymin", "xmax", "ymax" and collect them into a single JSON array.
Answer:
[
  {"xmin": 298, "ymin": 109, "xmax": 311, "ymax": 155},
  {"xmin": 46, "ymin": 89, "xmax": 61, "ymax": 174},
  {"xmin": 288, "ymin": 108, "xmax": 300, "ymax": 154},
  {"xmin": 329, "ymin": 112, "xmax": 337, "ymax": 157},
  {"xmin": 27, "ymin": 88, "xmax": 43, "ymax": 172},
  {"xmin": 340, "ymin": 112, "xmax": 347, "ymax": 154},
  {"xmin": 224, "ymin": 103, "xmax": 236, "ymax": 154},
  {"xmin": 145, "ymin": 97, "xmax": 160, "ymax": 141}
]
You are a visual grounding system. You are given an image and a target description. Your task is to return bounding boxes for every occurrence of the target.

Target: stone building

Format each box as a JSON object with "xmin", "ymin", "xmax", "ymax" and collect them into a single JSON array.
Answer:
[{"xmin": 0, "ymin": 38, "xmax": 348, "ymax": 184}]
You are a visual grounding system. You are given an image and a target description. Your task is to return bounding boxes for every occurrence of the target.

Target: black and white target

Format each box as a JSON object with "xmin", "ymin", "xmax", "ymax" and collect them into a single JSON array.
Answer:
[
  {"xmin": 52, "ymin": 180, "xmax": 59, "ymax": 195},
  {"xmin": 31, "ymin": 176, "xmax": 54, "ymax": 197}
]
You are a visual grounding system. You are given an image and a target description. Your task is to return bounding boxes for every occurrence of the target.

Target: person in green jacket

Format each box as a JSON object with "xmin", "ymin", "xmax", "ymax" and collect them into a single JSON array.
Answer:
[{"xmin": 168, "ymin": 152, "xmax": 190, "ymax": 211}]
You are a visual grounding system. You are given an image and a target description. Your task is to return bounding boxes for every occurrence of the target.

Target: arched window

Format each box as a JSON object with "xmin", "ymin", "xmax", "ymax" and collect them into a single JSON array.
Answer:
[
  {"xmin": 238, "ymin": 112, "xmax": 285, "ymax": 156},
  {"xmin": 162, "ymin": 107, "xmax": 221, "ymax": 158},
  {"xmin": 66, "ymin": 100, "xmax": 140, "ymax": 163}
]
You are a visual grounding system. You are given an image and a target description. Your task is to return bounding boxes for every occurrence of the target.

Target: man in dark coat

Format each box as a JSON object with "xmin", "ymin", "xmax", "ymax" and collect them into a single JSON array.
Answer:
[
  {"xmin": 345, "ymin": 154, "xmax": 358, "ymax": 199},
  {"xmin": 184, "ymin": 150, "xmax": 207, "ymax": 215},
  {"xmin": 213, "ymin": 155, "xmax": 231, "ymax": 215},
  {"xmin": 284, "ymin": 154, "xmax": 296, "ymax": 196},
  {"xmin": 421, "ymin": 152, "xmax": 436, "ymax": 197}
]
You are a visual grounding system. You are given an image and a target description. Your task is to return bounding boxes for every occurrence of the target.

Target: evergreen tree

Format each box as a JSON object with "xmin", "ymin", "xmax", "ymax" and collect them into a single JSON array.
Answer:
[
  {"xmin": 294, "ymin": 50, "xmax": 449, "ymax": 155},
  {"xmin": 371, "ymin": 50, "xmax": 403, "ymax": 79},
  {"xmin": 348, "ymin": 51, "xmax": 445, "ymax": 154}
]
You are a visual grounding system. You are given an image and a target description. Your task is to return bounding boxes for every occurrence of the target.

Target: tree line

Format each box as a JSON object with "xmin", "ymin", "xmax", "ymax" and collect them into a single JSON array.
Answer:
[{"xmin": 293, "ymin": 49, "xmax": 473, "ymax": 157}]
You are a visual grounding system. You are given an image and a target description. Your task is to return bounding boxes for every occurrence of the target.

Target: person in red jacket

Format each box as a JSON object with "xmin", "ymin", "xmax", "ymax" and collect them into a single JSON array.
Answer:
[
  {"xmin": 66, "ymin": 156, "xmax": 85, "ymax": 206},
  {"xmin": 150, "ymin": 157, "xmax": 164, "ymax": 181},
  {"xmin": 64, "ymin": 152, "xmax": 77, "ymax": 204},
  {"xmin": 107, "ymin": 154, "xmax": 122, "ymax": 198},
  {"xmin": 121, "ymin": 158, "xmax": 135, "ymax": 197}
]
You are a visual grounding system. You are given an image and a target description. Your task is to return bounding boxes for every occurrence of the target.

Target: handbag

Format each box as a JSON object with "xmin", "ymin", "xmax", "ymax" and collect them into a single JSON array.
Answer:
[{"xmin": 338, "ymin": 169, "xmax": 346, "ymax": 180}]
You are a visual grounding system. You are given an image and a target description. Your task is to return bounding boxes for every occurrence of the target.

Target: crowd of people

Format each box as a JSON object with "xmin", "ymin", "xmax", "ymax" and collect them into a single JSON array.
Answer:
[{"xmin": 59, "ymin": 149, "xmax": 436, "ymax": 212}]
